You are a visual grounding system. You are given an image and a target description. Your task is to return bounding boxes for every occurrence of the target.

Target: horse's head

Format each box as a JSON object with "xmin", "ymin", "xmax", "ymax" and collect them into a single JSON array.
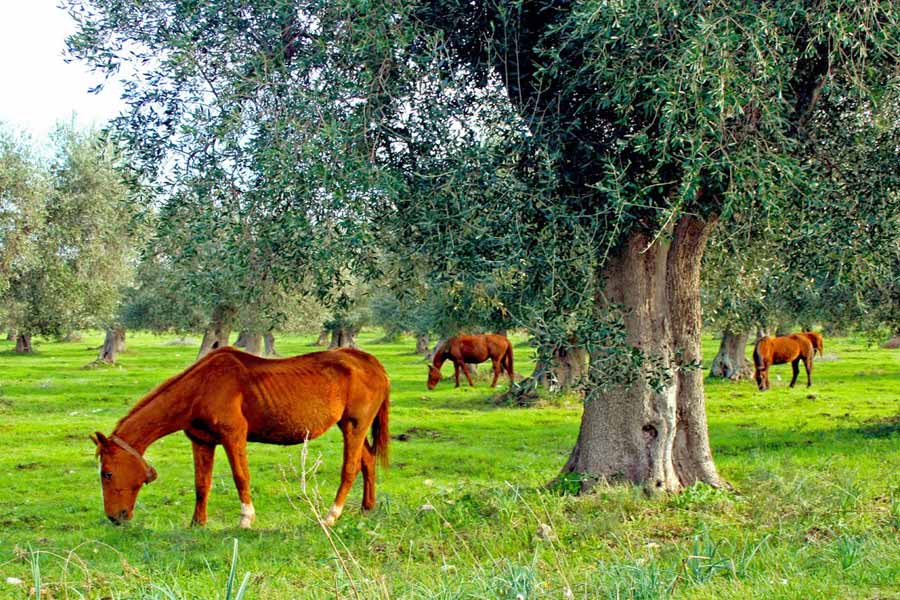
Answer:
[
  {"xmin": 427, "ymin": 365, "xmax": 442, "ymax": 390},
  {"xmin": 91, "ymin": 432, "xmax": 157, "ymax": 525},
  {"xmin": 754, "ymin": 367, "xmax": 768, "ymax": 391}
]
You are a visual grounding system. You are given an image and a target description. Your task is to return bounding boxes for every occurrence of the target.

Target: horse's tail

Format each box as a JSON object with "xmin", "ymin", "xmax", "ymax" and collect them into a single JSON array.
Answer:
[
  {"xmin": 371, "ymin": 387, "xmax": 390, "ymax": 470},
  {"xmin": 816, "ymin": 335, "xmax": 824, "ymax": 356},
  {"xmin": 505, "ymin": 342, "xmax": 514, "ymax": 377}
]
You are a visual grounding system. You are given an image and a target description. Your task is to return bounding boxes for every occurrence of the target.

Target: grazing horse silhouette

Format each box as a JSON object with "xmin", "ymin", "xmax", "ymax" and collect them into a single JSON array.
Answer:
[
  {"xmin": 91, "ymin": 347, "xmax": 389, "ymax": 528},
  {"xmin": 427, "ymin": 334, "xmax": 514, "ymax": 389},
  {"xmin": 753, "ymin": 334, "xmax": 814, "ymax": 391}
]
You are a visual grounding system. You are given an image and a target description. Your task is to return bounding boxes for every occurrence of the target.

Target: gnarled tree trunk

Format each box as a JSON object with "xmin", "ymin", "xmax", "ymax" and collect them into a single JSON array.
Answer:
[
  {"xmin": 14, "ymin": 333, "xmax": 33, "ymax": 354},
  {"xmin": 241, "ymin": 332, "xmax": 263, "ymax": 355},
  {"xmin": 560, "ymin": 215, "xmax": 722, "ymax": 493},
  {"xmin": 6, "ymin": 329, "xmax": 16, "ymax": 341},
  {"xmin": 234, "ymin": 331, "xmax": 249, "ymax": 348},
  {"xmin": 315, "ymin": 329, "xmax": 329, "ymax": 346},
  {"xmin": 535, "ymin": 345, "xmax": 588, "ymax": 392},
  {"xmin": 709, "ymin": 331, "xmax": 752, "ymax": 380},
  {"xmin": 197, "ymin": 304, "xmax": 236, "ymax": 359},
  {"xmin": 264, "ymin": 332, "xmax": 277, "ymax": 356},
  {"xmin": 329, "ymin": 326, "xmax": 359, "ymax": 349},
  {"xmin": 98, "ymin": 328, "xmax": 126, "ymax": 364},
  {"xmin": 415, "ymin": 334, "xmax": 430, "ymax": 355}
]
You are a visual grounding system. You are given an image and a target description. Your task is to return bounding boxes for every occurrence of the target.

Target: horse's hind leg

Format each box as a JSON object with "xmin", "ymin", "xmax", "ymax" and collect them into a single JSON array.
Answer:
[
  {"xmin": 324, "ymin": 419, "xmax": 367, "ymax": 526},
  {"xmin": 462, "ymin": 361, "xmax": 476, "ymax": 387},
  {"xmin": 222, "ymin": 434, "xmax": 255, "ymax": 528},
  {"xmin": 190, "ymin": 439, "xmax": 215, "ymax": 526},
  {"xmin": 790, "ymin": 359, "xmax": 800, "ymax": 388},
  {"xmin": 453, "ymin": 362, "xmax": 461, "ymax": 387},
  {"xmin": 804, "ymin": 355, "xmax": 813, "ymax": 387},
  {"xmin": 360, "ymin": 440, "xmax": 376, "ymax": 510}
]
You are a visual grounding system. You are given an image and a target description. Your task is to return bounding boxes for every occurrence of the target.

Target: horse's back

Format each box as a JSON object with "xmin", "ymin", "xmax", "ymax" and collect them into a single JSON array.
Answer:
[{"xmin": 216, "ymin": 348, "xmax": 388, "ymax": 444}]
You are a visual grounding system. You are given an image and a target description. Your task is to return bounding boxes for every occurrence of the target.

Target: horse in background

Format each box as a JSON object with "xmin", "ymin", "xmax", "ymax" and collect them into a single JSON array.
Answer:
[
  {"xmin": 91, "ymin": 346, "xmax": 390, "ymax": 528},
  {"xmin": 753, "ymin": 334, "xmax": 815, "ymax": 391},
  {"xmin": 800, "ymin": 331, "xmax": 824, "ymax": 357},
  {"xmin": 427, "ymin": 334, "xmax": 514, "ymax": 389}
]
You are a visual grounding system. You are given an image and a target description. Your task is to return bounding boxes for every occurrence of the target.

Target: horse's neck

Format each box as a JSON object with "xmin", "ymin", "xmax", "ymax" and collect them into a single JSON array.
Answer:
[
  {"xmin": 113, "ymin": 380, "xmax": 194, "ymax": 454},
  {"xmin": 433, "ymin": 351, "xmax": 448, "ymax": 369}
]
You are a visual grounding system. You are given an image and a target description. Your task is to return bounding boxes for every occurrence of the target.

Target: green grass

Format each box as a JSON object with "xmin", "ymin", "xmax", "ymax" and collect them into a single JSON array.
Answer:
[{"xmin": 1, "ymin": 331, "xmax": 899, "ymax": 598}]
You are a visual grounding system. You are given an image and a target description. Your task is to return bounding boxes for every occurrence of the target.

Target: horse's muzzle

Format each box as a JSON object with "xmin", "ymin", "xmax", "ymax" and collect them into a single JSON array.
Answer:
[{"xmin": 107, "ymin": 510, "xmax": 130, "ymax": 525}]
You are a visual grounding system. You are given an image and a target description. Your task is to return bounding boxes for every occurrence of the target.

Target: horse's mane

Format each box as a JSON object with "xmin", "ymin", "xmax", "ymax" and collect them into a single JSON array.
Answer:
[{"xmin": 114, "ymin": 348, "xmax": 231, "ymax": 430}]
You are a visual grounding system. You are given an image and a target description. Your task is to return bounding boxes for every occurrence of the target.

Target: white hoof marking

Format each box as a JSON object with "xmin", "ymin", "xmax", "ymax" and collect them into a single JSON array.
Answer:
[
  {"xmin": 323, "ymin": 504, "xmax": 343, "ymax": 527},
  {"xmin": 239, "ymin": 502, "xmax": 256, "ymax": 529}
]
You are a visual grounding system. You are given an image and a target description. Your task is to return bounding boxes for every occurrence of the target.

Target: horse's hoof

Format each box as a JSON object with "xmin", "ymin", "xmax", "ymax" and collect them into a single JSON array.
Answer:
[
  {"xmin": 190, "ymin": 519, "xmax": 207, "ymax": 528},
  {"xmin": 323, "ymin": 504, "xmax": 343, "ymax": 527}
]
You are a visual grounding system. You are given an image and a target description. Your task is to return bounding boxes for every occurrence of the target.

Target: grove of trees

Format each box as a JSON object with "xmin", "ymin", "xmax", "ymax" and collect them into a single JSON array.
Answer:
[{"xmin": 1, "ymin": 1, "xmax": 893, "ymax": 495}]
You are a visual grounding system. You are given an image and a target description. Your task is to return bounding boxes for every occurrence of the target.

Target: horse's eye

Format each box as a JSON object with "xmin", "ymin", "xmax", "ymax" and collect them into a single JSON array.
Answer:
[{"xmin": 102, "ymin": 471, "xmax": 113, "ymax": 480}]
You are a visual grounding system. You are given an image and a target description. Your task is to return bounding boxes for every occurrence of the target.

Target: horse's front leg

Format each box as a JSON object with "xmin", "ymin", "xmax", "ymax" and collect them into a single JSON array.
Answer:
[
  {"xmin": 789, "ymin": 359, "xmax": 800, "ymax": 388},
  {"xmin": 222, "ymin": 434, "xmax": 255, "ymax": 529},
  {"xmin": 190, "ymin": 439, "xmax": 215, "ymax": 527},
  {"xmin": 454, "ymin": 362, "xmax": 461, "ymax": 387},
  {"xmin": 490, "ymin": 358, "xmax": 501, "ymax": 388}
]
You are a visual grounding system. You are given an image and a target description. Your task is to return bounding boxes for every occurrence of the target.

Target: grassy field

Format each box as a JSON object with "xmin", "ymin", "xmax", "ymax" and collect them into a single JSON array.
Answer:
[{"xmin": 1, "ymin": 331, "xmax": 899, "ymax": 599}]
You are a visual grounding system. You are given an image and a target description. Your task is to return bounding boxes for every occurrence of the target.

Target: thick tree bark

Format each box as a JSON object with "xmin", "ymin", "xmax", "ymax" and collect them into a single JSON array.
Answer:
[
  {"xmin": 98, "ymin": 328, "xmax": 126, "ymax": 364},
  {"xmin": 197, "ymin": 304, "xmax": 236, "ymax": 359},
  {"xmin": 6, "ymin": 328, "xmax": 15, "ymax": 341},
  {"xmin": 314, "ymin": 329, "xmax": 329, "ymax": 346},
  {"xmin": 560, "ymin": 216, "xmax": 722, "ymax": 493},
  {"xmin": 755, "ymin": 326, "xmax": 768, "ymax": 340},
  {"xmin": 415, "ymin": 334, "xmax": 430, "ymax": 355},
  {"xmin": 14, "ymin": 333, "xmax": 33, "ymax": 353},
  {"xmin": 709, "ymin": 331, "xmax": 752, "ymax": 380},
  {"xmin": 241, "ymin": 332, "xmax": 263, "ymax": 355},
  {"xmin": 329, "ymin": 326, "xmax": 359, "ymax": 349},
  {"xmin": 264, "ymin": 332, "xmax": 277, "ymax": 356}
]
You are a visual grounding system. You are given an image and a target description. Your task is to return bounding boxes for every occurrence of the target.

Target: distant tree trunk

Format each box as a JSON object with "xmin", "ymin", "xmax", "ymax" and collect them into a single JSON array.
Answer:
[
  {"xmin": 264, "ymin": 332, "xmax": 277, "ymax": 356},
  {"xmin": 415, "ymin": 334, "xmax": 429, "ymax": 355},
  {"xmin": 709, "ymin": 331, "xmax": 752, "ymax": 380},
  {"xmin": 560, "ymin": 216, "xmax": 722, "ymax": 493},
  {"xmin": 329, "ymin": 326, "xmax": 359, "ymax": 349},
  {"xmin": 198, "ymin": 304, "xmax": 236, "ymax": 359},
  {"xmin": 775, "ymin": 323, "xmax": 791, "ymax": 336},
  {"xmin": 98, "ymin": 328, "xmax": 126, "ymax": 363},
  {"xmin": 535, "ymin": 345, "xmax": 588, "ymax": 391},
  {"xmin": 314, "ymin": 329, "xmax": 329, "ymax": 346},
  {"xmin": 495, "ymin": 329, "xmax": 508, "ymax": 338},
  {"xmin": 241, "ymin": 332, "xmax": 263, "ymax": 355},
  {"xmin": 234, "ymin": 331, "xmax": 249, "ymax": 348},
  {"xmin": 6, "ymin": 329, "xmax": 15, "ymax": 341},
  {"xmin": 14, "ymin": 333, "xmax": 33, "ymax": 354},
  {"xmin": 755, "ymin": 326, "xmax": 768, "ymax": 340}
]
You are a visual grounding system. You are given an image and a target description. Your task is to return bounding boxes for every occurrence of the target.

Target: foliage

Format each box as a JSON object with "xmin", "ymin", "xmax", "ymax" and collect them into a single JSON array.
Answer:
[{"xmin": 1, "ymin": 124, "xmax": 139, "ymax": 339}]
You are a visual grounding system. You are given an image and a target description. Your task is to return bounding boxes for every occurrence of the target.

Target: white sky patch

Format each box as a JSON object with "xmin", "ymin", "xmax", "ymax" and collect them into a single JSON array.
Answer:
[{"xmin": 0, "ymin": 0, "xmax": 125, "ymax": 143}]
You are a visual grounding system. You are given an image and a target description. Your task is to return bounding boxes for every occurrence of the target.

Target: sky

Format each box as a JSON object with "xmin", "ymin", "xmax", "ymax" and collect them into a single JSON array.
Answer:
[{"xmin": 0, "ymin": 1, "xmax": 125, "ymax": 143}]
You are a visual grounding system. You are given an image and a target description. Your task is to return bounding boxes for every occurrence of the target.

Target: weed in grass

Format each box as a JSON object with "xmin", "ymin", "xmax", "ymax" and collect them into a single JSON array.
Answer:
[
  {"xmin": 668, "ymin": 482, "xmax": 733, "ymax": 510},
  {"xmin": 832, "ymin": 534, "xmax": 866, "ymax": 571},
  {"xmin": 601, "ymin": 559, "xmax": 672, "ymax": 600},
  {"xmin": 681, "ymin": 527, "xmax": 736, "ymax": 585}
]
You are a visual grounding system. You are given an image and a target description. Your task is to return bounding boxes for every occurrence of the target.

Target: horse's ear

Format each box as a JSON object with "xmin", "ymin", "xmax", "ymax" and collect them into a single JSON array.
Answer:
[
  {"xmin": 146, "ymin": 466, "xmax": 158, "ymax": 484},
  {"xmin": 91, "ymin": 432, "xmax": 110, "ymax": 448}
]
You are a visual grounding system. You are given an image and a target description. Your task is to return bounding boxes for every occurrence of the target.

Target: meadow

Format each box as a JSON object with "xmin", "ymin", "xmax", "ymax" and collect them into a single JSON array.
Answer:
[{"xmin": 1, "ymin": 331, "xmax": 899, "ymax": 599}]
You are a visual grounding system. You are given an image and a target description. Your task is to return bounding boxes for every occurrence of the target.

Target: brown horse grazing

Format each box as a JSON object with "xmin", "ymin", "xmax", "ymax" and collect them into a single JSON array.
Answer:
[
  {"xmin": 800, "ymin": 331, "xmax": 824, "ymax": 357},
  {"xmin": 427, "ymin": 334, "xmax": 514, "ymax": 390},
  {"xmin": 753, "ymin": 334, "xmax": 815, "ymax": 391},
  {"xmin": 91, "ymin": 346, "xmax": 389, "ymax": 528}
]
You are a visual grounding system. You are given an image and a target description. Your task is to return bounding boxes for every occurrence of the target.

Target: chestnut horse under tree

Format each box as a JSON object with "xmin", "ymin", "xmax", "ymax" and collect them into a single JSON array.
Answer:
[
  {"xmin": 753, "ymin": 334, "xmax": 815, "ymax": 391},
  {"xmin": 427, "ymin": 334, "xmax": 514, "ymax": 389},
  {"xmin": 90, "ymin": 346, "xmax": 390, "ymax": 528},
  {"xmin": 800, "ymin": 331, "xmax": 824, "ymax": 357}
]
